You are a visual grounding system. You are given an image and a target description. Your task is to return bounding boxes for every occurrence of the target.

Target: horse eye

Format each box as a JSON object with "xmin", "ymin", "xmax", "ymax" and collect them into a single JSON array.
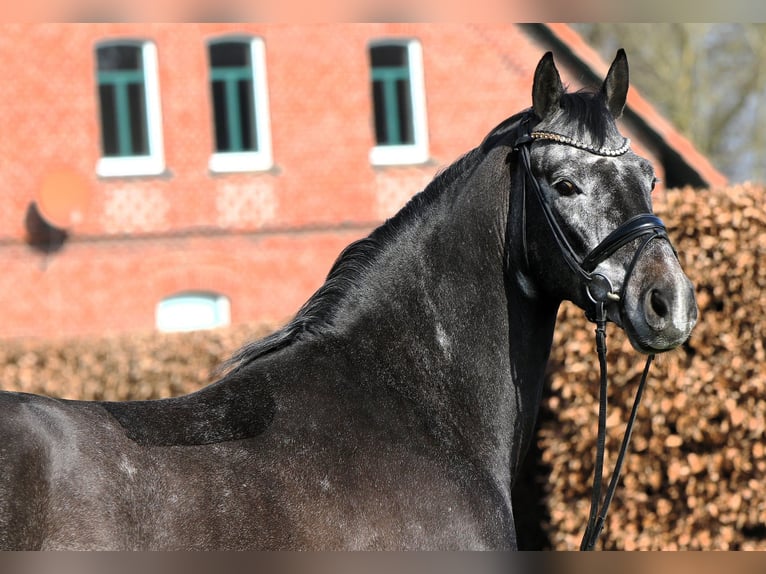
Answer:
[
  {"xmin": 651, "ymin": 177, "xmax": 661, "ymax": 191},
  {"xmin": 554, "ymin": 180, "xmax": 578, "ymax": 196}
]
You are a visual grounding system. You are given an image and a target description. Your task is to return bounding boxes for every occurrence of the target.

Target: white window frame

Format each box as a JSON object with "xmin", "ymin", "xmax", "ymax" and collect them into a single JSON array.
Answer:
[
  {"xmin": 156, "ymin": 292, "xmax": 231, "ymax": 333},
  {"xmin": 96, "ymin": 41, "xmax": 166, "ymax": 178},
  {"xmin": 369, "ymin": 39, "xmax": 429, "ymax": 167},
  {"xmin": 208, "ymin": 36, "xmax": 273, "ymax": 174}
]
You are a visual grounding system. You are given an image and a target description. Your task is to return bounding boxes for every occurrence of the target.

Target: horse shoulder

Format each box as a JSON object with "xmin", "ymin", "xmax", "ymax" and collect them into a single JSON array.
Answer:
[{"xmin": 249, "ymin": 340, "xmax": 518, "ymax": 549}]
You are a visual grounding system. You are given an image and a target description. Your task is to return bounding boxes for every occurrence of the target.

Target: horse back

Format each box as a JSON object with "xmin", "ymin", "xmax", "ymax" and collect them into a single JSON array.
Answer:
[{"xmin": 0, "ymin": 341, "xmax": 517, "ymax": 549}]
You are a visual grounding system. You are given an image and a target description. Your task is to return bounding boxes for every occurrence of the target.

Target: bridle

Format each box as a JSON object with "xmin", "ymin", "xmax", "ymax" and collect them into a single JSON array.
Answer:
[{"xmin": 511, "ymin": 116, "xmax": 671, "ymax": 550}]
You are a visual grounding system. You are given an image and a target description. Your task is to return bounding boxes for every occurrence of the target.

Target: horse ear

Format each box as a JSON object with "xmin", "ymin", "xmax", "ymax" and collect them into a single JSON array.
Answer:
[
  {"xmin": 532, "ymin": 51, "xmax": 564, "ymax": 120},
  {"xmin": 601, "ymin": 49, "xmax": 629, "ymax": 119}
]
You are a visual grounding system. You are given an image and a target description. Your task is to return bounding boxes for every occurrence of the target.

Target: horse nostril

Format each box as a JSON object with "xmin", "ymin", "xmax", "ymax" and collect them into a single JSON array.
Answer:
[{"xmin": 650, "ymin": 289, "xmax": 669, "ymax": 319}]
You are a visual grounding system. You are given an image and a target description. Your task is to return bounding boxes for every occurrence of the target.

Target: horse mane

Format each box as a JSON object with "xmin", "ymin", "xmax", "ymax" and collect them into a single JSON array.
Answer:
[
  {"xmin": 219, "ymin": 91, "xmax": 613, "ymax": 377},
  {"xmin": 220, "ymin": 131, "xmax": 510, "ymax": 377}
]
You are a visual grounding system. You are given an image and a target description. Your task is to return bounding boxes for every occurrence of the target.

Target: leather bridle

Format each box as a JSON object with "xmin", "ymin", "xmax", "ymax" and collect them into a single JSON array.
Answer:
[{"xmin": 511, "ymin": 117, "xmax": 672, "ymax": 550}]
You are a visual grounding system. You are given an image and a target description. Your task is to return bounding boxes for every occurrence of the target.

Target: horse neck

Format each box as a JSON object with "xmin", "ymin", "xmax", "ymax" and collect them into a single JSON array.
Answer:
[{"xmin": 330, "ymin": 150, "xmax": 560, "ymax": 483}]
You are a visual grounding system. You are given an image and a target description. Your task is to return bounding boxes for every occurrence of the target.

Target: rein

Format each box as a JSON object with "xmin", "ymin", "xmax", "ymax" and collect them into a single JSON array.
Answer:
[{"xmin": 511, "ymin": 118, "xmax": 669, "ymax": 550}]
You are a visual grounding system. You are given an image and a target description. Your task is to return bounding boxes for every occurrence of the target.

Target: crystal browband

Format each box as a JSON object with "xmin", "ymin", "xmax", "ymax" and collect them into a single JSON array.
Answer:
[{"xmin": 530, "ymin": 131, "xmax": 631, "ymax": 157}]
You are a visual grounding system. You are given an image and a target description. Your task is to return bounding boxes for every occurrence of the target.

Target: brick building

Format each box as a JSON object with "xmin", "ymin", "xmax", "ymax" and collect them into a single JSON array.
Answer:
[{"xmin": 0, "ymin": 23, "xmax": 725, "ymax": 339}]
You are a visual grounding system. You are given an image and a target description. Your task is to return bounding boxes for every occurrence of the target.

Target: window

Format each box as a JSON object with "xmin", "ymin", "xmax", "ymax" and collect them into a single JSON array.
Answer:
[
  {"xmin": 156, "ymin": 292, "xmax": 231, "ymax": 333},
  {"xmin": 95, "ymin": 41, "xmax": 165, "ymax": 177},
  {"xmin": 368, "ymin": 40, "xmax": 429, "ymax": 166},
  {"xmin": 208, "ymin": 37, "xmax": 273, "ymax": 173}
]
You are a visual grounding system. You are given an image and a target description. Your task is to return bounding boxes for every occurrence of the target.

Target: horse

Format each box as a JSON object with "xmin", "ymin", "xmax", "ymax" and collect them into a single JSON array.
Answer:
[{"xmin": 0, "ymin": 50, "xmax": 697, "ymax": 550}]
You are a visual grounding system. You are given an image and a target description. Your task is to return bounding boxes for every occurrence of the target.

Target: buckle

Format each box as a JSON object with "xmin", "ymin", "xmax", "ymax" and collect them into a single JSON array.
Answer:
[{"xmin": 586, "ymin": 273, "xmax": 618, "ymax": 305}]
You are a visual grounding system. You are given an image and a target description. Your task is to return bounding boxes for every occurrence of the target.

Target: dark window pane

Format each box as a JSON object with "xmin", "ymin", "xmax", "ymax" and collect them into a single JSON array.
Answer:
[
  {"xmin": 370, "ymin": 45, "xmax": 406, "ymax": 68},
  {"xmin": 370, "ymin": 43, "xmax": 417, "ymax": 147},
  {"xmin": 210, "ymin": 42, "xmax": 249, "ymax": 67},
  {"xmin": 127, "ymin": 83, "xmax": 148, "ymax": 155},
  {"xmin": 396, "ymin": 79, "xmax": 414, "ymax": 144},
  {"xmin": 209, "ymin": 40, "xmax": 261, "ymax": 154},
  {"xmin": 372, "ymin": 80, "xmax": 387, "ymax": 144},
  {"xmin": 212, "ymin": 80, "xmax": 229, "ymax": 151},
  {"xmin": 237, "ymin": 79, "xmax": 257, "ymax": 151},
  {"xmin": 99, "ymin": 84, "xmax": 118, "ymax": 156},
  {"xmin": 97, "ymin": 45, "xmax": 141, "ymax": 71}
]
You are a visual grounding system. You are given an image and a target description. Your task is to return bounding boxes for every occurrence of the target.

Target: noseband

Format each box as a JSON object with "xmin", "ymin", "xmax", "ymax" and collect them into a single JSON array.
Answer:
[{"xmin": 512, "ymin": 119, "xmax": 671, "ymax": 550}]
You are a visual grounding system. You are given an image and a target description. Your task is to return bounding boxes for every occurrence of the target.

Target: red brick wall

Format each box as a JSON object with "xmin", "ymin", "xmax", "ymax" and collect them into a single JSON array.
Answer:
[{"xmin": 0, "ymin": 24, "xmax": 665, "ymax": 339}]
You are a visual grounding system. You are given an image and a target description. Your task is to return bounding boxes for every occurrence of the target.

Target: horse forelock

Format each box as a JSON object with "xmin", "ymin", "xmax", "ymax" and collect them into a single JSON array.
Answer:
[{"xmin": 547, "ymin": 90, "xmax": 620, "ymax": 149}]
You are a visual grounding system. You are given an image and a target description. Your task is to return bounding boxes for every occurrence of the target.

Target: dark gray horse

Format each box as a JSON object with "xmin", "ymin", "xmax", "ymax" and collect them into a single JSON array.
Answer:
[{"xmin": 0, "ymin": 51, "xmax": 696, "ymax": 550}]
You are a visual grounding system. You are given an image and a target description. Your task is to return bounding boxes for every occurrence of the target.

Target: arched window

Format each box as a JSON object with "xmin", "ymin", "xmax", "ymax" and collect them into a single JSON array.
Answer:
[
  {"xmin": 95, "ymin": 40, "xmax": 165, "ymax": 177},
  {"xmin": 156, "ymin": 292, "xmax": 231, "ymax": 333},
  {"xmin": 207, "ymin": 37, "xmax": 273, "ymax": 173}
]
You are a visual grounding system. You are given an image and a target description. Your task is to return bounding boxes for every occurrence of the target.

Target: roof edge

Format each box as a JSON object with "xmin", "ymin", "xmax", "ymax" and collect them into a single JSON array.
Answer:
[{"xmin": 523, "ymin": 23, "xmax": 727, "ymax": 188}]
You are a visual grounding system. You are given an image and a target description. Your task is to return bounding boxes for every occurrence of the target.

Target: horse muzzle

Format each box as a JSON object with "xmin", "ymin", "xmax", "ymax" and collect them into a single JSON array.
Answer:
[{"xmin": 619, "ymin": 243, "xmax": 698, "ymax": 354}]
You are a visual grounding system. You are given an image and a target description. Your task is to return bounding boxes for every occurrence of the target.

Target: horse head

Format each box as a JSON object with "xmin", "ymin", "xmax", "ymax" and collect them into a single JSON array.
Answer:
[{"xmin": 516, "ymin": 50, "xmax": 697, "ymax": 354}]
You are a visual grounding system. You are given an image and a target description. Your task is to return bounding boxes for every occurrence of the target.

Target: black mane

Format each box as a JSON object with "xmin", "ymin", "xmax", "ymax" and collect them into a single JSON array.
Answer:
[
  {"xmin": 221, "ymin": 91, "xmax": 613, "ymax": 378},
  {"xmin": 221, "ymin": 138, "xmax": 494, "ymax": 376}
]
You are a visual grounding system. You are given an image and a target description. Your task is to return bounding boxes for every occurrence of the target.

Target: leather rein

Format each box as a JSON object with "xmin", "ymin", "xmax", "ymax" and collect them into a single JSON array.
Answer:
[{"xmin": 511, "ymin": 119, "xmax": 670, "ymax": 550}]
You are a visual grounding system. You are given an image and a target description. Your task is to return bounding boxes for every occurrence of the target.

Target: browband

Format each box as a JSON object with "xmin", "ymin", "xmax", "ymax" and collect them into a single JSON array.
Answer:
[{"xmin": 531, "ymin": 131, "xmax": 631, "ymax": 157}]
